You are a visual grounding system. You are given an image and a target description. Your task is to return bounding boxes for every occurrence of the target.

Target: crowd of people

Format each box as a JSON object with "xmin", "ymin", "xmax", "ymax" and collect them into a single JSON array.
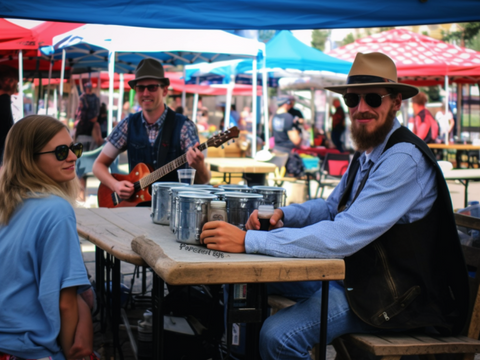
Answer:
[{"xmin": 0, "ymin": 53, "xmax": 471, "ymax": 360}]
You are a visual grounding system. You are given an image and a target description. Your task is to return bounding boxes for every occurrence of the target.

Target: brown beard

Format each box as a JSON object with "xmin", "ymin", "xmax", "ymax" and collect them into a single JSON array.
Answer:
[{"xmin": 351, "ymin": 104, "xmax": 396, "ymax": 151}]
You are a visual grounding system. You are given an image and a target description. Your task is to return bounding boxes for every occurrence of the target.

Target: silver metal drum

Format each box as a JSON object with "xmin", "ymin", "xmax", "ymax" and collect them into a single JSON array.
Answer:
[
  {"xmin": 188, "ymin": 184, "xmax": 214, "ymax": 189},
  {"xmin": 176, "ymin": 193, "xmax": 218, "ymax": 244},
  {"xmin": 224, "ymin": 192, "xmax": 264, "ymax": 230},
  {"xmin": 151, "ymin": 182, "xmax": 188, "ymax": 225},
  {"xmin": 170, "ymin": 188, "xmax": 212, "ymax": 233},
  {"xmin": 218, "ymin": 184, "xmax": 248, "ymax": 190},
  {"xmin": 252, "ymin": 186, "xmax": 287, "ymax": 209},
  {"xmin": 218, "ymin": 185, "xmax": 253, "ymax": 193},
  {"xmin": 213, "ymin": 191, "xmax": 248, "ymax": 201}
]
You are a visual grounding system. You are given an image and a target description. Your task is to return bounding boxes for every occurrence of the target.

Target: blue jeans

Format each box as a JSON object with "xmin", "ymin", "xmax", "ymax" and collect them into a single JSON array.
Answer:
[{"xmin": 260, "ymin": 280, "xmax": 379, "ymax": 360}]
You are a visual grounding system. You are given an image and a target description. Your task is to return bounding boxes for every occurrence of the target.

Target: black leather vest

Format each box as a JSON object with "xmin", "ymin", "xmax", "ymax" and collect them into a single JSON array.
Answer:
[
  {"xmin": 127, "ymin": 108, "xmax": 189, "ymax": 182},
  {"xmin": 339, "ymin": 126, "xmax": 469, "ymax": 335}
]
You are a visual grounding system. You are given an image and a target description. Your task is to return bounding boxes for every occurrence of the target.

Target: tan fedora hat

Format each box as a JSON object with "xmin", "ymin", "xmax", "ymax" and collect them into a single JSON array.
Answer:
[
  {"xmin": 325, "ymin": 52, "xmax": 418, "ymax": 100},
  {"xmin": 128, "ymin": 58, "xmax": 170, "ymax": 89}
]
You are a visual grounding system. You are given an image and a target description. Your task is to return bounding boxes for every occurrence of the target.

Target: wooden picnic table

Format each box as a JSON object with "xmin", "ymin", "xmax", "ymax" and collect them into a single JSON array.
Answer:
[{"xmin": 75, "ymin": 207, "xmax": 345, "ymax": 360}]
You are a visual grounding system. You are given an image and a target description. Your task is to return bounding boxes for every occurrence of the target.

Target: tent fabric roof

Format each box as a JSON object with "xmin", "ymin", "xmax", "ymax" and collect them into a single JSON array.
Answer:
[
  {"xmin": 2, "ymin": 1, "xmax": 480, "ymax": 30},
  {"xmin": 327, "ymin": 29, "xmax": 480, "ymax": 77},
  {"xmin": 185, "ymin": 31, "xmax": 352, "ymax": 84},
  {"xmin": 0, "ymin": 19, "xmax": 37, "ymax": 50},
  {"xmin": 43, "ymin": 24, "xmax": 264, "ymax": 73}
]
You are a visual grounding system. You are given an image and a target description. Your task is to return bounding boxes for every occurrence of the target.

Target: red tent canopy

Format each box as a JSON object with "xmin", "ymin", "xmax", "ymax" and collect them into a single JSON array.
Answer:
[
  {"xmin": 0, "ymin": 19, "xmax": 37, "ymax": 50},
  {"xmin": 327, "ymin": 29, "xmax": 480, "ymax": 81},
  {"xmin": 31, "ymin": 21, "xmax": 84, "ymax": 49}
]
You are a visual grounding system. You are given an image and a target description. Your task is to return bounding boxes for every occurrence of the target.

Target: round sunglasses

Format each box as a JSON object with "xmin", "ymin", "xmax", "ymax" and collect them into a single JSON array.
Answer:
[
  {"xmin": 35, "ymin": 143, "xmax": 83, "ymax": 161},
  {"xmin": 343, "ymin": 93, "xmax": 391, "ymax": 108}
]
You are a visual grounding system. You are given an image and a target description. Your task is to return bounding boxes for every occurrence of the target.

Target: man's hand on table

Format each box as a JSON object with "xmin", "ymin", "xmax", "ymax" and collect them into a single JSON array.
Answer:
[
  {"xmin": 201, "ymin": 221, "xmax": 246, "ymax": 253},
  {"xmin": 245, "ymin": 208, "xmax": 285, "ymax": 231}
]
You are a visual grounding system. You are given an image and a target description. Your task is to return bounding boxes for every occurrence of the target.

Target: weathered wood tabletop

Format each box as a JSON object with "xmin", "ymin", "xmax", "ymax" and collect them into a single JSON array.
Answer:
[{"xmin": 75, "ymin": 207, "xmax": 345, "ymax": 285}]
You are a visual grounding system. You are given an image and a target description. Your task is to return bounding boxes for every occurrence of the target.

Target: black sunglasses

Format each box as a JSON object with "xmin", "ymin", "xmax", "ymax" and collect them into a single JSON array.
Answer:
[
  {"xmin": 135, "ymin": 84, "xmax": 163, "ymax": 92},
  {"xmin": 35, "ymin": 143, "xmax": 83, "ymax": 161},
  {"xmin": 343, "ymin": 93, "xmax": 391, "ymax": 108}
]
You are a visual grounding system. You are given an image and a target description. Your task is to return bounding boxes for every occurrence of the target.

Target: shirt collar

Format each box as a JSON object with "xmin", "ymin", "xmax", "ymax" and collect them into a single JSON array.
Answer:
[
  {"xmin": 358, "ymin": 118, "xmax": 401, "ymax": 168},
  {"xmin": 140, "ymin": 105, "xmax": 168, "ymax": 127}
]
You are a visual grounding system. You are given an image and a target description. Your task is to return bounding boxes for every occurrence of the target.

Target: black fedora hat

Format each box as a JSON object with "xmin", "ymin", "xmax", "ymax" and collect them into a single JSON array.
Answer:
[{"xmin": 128, "ymin": 58, "xmax": 170, "ymax": 89}]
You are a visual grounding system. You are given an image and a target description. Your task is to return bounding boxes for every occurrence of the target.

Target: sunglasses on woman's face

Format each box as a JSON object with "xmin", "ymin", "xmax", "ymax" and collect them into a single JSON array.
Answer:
[
  {"xmin": 135, "ymin": 84, "xmax": 163, "ymax": 92},
  {"xmin": 343, "ymin": 93, "xmax": 391, "ymax": 108},
  {"xmin": 35, "ymin": 143, "xmax": 83, "ymax": 161}
]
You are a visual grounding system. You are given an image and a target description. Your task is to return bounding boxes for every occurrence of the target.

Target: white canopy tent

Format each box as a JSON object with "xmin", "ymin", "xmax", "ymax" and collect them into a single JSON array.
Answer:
[{"xmin": 45, "ymin": 24, "xmax": 266, "ymax": 155}]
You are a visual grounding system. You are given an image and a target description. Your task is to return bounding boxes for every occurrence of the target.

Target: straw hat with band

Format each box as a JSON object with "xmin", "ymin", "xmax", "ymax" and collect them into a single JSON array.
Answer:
[
  {"xmin": 128, "ymin": 58, "xmax": 170, "ymax": 89},
  {"xmin": 325, "ymin": 52, "xmax": 418, "ymax": 100}
]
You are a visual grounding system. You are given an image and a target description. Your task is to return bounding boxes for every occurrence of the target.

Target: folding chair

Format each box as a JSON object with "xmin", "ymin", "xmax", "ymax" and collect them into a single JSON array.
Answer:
[{"xmin": 315, "ymin": 153, "xmax": 351, "ymax": 199}]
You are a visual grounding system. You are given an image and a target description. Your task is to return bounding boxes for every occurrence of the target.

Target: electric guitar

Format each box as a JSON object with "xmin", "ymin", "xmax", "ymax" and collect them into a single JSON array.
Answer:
[{"xmin": 97, "ymin": 127, "xmax": 239, "ymax": 208}]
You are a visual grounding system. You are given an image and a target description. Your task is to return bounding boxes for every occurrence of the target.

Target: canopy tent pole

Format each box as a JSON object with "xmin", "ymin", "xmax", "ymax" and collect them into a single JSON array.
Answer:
[
  {"xmin": 251, "ymin": 58, "xmax": 257, "ymax": 158},
  {"xmin": 58, "ymin": 49, "xmax": 66, "ymax": 120},
  {"xmin": 108, "ymin": 51, "xmax": 115, "ymax": 135},
  {"xmin": 18, "ymin": 50, "xmax": 24, "ymax": 119},
  {"xmin": 45, "ymin": 54, "xmax": 53, "ymax": 116},
  {"xmin": 192, "ymin": 77, "xmax": 200, "ymax": 123},
  {"xmin": 224, "ymin": 72, "xmax": 234, "ymax": 132},
  {"xmin": 182, "ymin": 67, "xmax": 186, "ymax": 110},
  {"xmin": 445, "ymin": 75, "xmax": 450, "ymax": 145},
  {"xmin": 118, "ymin": 73, "xmax": 124, "ymax": 122},
  {"xmin": 262, "ymin": 50, "xmax": 269, "ymax": 150}
]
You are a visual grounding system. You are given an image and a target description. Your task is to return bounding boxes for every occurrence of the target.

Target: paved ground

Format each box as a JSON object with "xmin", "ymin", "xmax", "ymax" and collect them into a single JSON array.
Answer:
[{"xmin": 79, "ymin": 174, "xmax": 480, "ymax": 360}]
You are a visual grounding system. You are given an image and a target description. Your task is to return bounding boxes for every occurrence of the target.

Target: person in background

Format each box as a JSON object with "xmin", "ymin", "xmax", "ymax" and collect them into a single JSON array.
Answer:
[
  {"xmin": 97, "ymin": 102, "xmax": 108, "ymax": 138},
  {"xmin": 74, "ymin": 82, "xmax": 102, "ymax": 151},
  {"xmin": 286, "ymin": 95, "xmax": 305, "ymax": 127},
  {"xmin": 411, "ymin": 91, "xmax": 438, "ymax": 143},
  {"xmin": 200, "ymin": 52, "xmax": 468, "ymax": 360},
  {"xmin": 271, "ymin": 95, "xmax": 302, "ymax": 154},
  {"xmin": 435, "ymin": 100, "xmax": 455, "ymax": 143},
  {"xmin": 0, "ymin": 64, "xmax": 18, "ymax": 166},
  {"xmin": 175, "ymin": 106, "xmax": 184, "ymax": 115},
  {"xmin": 0, "ymin": 115, "xmax": 94, "ymax": 360},
  {"xmin": 330, "ymin": 98, "xmax": 346, "ymax": 152},
  {"xmin": 93, "ymin": 58, "xmax": 210, "ymax": 203}
]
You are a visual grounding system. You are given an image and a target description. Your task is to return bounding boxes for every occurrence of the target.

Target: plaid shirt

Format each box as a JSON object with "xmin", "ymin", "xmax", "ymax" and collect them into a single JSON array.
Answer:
[{"xmin": 107, "ymin": 106, "xmax": 199, "ymax": 153}]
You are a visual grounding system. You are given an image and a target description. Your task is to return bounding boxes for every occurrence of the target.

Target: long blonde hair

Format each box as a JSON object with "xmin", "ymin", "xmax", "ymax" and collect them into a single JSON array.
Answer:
[{"xmin": 0, "ymin": 115, "xmax": 79, "ymax": 225}]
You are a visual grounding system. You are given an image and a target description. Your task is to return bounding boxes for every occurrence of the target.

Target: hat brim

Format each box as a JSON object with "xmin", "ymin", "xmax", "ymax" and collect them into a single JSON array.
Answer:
[
  {"xmin": 128, "ymin": 76, "xmax": 170, "ymax": 89},
  {"xmin": 325, "ymin": 82, "xmax": 419, "ymax": 100}
]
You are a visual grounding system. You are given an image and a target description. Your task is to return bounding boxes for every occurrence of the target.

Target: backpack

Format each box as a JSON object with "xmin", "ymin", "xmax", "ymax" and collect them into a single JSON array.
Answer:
[{"xmin": 286, "ymin": 152, "xmax": 305, "ymax": 177}]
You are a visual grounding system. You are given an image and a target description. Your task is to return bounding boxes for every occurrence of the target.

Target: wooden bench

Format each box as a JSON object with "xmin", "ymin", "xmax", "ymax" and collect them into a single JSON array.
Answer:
[{"xmin": 268, "ymin": 213, "xmax": 480, "ymax": 360}]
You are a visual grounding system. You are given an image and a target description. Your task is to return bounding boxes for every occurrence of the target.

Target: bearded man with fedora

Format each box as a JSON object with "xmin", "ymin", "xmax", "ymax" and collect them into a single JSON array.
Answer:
[
  {"xmin": 93, "ymin": 58, "xmax": 210, "ymax": 200},
  {"xmin": 200, "ymin": 52, "xmax": 468, "ymax": 359}
]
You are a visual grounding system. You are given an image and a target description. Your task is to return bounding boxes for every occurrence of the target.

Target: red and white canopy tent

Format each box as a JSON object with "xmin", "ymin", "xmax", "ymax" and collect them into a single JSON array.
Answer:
[
  {"xmin": 327, "ymin": 28, "xmax": 480, "ymax": 142},
  {"xmin": 327, "ymin": 28, "xmax": 480, "ymax": 80}
]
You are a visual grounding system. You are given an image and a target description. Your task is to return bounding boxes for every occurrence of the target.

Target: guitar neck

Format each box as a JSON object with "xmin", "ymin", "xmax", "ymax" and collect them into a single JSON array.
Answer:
[{"xmin": 139, "ymin": 142, "xmax": 208, "ymax": 189}]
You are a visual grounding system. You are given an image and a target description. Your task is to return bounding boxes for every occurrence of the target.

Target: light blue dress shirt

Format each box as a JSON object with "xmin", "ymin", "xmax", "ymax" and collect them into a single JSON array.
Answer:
[{"xmin": 245, "ymin": 119, "xmax": 437, "ymax": 259}]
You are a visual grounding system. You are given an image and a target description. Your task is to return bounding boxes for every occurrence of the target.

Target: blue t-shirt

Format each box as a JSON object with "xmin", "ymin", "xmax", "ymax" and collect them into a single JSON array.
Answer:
[{"xmin": 0, "ymin": 196, "xmax": 90, "ymax": 360}]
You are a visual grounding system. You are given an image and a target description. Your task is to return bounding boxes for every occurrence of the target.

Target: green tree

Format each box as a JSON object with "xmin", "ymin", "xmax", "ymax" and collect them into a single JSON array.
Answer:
[
  {"xmin": 311, "ymin": 29, "xmax": 331, "ymax": 52},
  {"xmin": 342, "ymin": 33, "xmax": 357, "ymax": 46},
  {"xmin": 442, "ymin": 22, "xmax": 480, "ymax": 50},
  {"xmin": 258, "ymin": 30, "xmax": 277, "ymax": 43}
]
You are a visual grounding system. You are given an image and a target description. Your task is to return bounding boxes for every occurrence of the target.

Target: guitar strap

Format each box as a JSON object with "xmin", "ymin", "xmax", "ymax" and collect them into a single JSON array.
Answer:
[{"xmin": 156, "ymin": 108, "xmax": 178, "ymax": 169}]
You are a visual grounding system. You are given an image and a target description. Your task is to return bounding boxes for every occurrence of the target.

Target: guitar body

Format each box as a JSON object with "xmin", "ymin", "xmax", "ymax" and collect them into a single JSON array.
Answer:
[
  {"xmin": 96, "ymin": 127, "xmax": 240, "ymax": 208},
  {"xmin": 97, "ymin": 163, "xmax": 153, "ymax": 208}
]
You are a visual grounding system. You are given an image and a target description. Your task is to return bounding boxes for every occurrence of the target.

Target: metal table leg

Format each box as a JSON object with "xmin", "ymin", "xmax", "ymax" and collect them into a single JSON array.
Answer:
[
  {"xmin": 111, "ymin": 256, "xmax": 124, "ymax": 360},
  {"xmin": 319, "ymin": 281, "xmax": 330, "ymax": 360},
  {"xmin": 152, "ymin": 274, "xmax": 165, "ymax": 360}
]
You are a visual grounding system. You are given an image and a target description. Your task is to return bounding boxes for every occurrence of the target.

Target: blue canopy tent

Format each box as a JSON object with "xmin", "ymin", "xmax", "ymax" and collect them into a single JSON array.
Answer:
[
  {"xmin": 186, "ymin": 31, "xmax": 352, "ymax": 146},
  {"xmin": 2, "ymin": 1, "xmax": 480, "ymax": 30},
  {"xmin": 41, "ymin": 24, "xmax": 265, "ymax": 153}
]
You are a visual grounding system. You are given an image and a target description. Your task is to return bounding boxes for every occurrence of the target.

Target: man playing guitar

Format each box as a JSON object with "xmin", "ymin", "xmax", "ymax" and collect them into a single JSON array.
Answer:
[{"xmin": 93, "ymin": 58, "xmax": 211, "ymax": 203}]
